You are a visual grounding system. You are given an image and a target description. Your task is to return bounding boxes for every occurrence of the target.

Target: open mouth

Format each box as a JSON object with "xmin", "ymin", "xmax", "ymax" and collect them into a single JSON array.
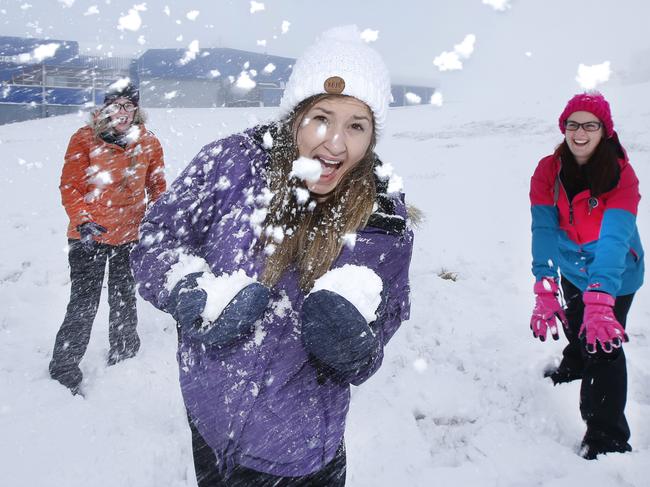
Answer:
[
  {"xmin": 315, "ymin": 156, "xmax": 342, "ymax": 177},
  {"xmin": 572, "ymin": 139, "xmax": 589, "ymax": 146}
]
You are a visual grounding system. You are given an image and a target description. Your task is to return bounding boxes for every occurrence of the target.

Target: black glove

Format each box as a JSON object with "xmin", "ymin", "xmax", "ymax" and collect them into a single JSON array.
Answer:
[
  {"xmin": 78, "ymin": 222, "xmax": 107, "ymax": 252},
  {"xmin": 301, "ymin": 290, "xmax": 380, "ymax": 376}
]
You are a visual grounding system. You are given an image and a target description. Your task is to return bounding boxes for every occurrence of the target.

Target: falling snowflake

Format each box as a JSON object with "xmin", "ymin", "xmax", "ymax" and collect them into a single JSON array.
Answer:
[
  {"xmin": 360, "ymin": 28, "xmax": 379, "ymax": 43},
  {"xmin": 250, "ymin": 1, "xmax": 264, "ymax": 14}
]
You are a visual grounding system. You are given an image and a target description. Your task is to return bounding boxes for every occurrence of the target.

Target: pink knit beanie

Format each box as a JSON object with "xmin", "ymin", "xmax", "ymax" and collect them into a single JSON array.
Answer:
[{"xmin": 558, "ymin": 92, "xmax": 614, "ymax": 138}]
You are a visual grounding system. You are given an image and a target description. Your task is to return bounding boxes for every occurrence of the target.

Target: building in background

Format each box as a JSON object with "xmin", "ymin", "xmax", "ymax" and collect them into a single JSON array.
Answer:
[
  {"xmin": 1, "ymin": 36, "xmax": 437, "ymax": 125},
  {"xmin": 391, "ymin": 80, "xmax": 437, "ymax": 107},
  {"xmin": 132, "ymin": 47, "xmax": 294, "ymax": 108},
  {"xmin": 0, "ymin": 36, "xmax": 131, "ymax": 124}
]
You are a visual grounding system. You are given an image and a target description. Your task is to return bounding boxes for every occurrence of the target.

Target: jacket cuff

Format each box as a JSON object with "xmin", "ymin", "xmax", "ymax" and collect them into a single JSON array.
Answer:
[
  {"xmin": 583, "ymin": 291, "xmax": 615, "ymax": 307},
  {"xmin": 533, "ymin": 277, "xmax": 559, "ymax": 294}
]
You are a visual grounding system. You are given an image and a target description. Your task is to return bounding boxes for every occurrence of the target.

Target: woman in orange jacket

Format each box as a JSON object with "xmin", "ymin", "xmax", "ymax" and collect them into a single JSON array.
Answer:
[{"xmin": 49, "ymin": 79, "xmax": 166, "ymax": 394}]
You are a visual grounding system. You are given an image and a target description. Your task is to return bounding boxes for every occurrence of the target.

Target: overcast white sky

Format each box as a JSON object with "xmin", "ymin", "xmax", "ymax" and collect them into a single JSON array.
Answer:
[{"xmin": 2, "ymin": 1, "xmax": 650, "ymax": 99}]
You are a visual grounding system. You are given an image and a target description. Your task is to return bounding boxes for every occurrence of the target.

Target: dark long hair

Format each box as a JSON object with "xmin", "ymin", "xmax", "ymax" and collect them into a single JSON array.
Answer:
[
  {"xmin": 556, "ymin": 136, "xmax": 624, "ymax": 197},
  {"xmin": 259, "ymin": 94, "xmax": 378, "ymax": 291}
]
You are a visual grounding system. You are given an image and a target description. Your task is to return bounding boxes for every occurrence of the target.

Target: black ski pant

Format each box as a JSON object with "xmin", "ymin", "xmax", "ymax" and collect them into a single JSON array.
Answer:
[
  {"xmin": 50, "ymin": 239, "xmax": 139, "ymax": 380},
  {"xmin": 560, "ymin": 278, "xmax": 633, "ymax": 446},
  {"xmin": 189, "ymin": 419, "xmax": 346, "ymax": 487}
]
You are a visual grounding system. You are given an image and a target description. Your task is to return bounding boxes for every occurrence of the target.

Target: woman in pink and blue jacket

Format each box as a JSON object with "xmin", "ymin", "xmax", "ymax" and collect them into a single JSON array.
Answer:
[{"xmin": 529, "ymin": 92, "xmax": 643, "ymax": 460}]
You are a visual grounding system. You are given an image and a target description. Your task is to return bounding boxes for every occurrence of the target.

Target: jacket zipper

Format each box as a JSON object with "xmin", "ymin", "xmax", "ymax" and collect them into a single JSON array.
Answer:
[{"xmin": 557, "ymin": 176, "xmax": 574, "ymax": 225}]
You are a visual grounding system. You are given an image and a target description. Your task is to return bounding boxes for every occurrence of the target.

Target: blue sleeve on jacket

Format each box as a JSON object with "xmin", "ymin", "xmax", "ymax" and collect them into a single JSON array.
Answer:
[
  {"xmin": 531, "ymin": 204, "xmax": 560, "ymax": 281},
  {"xmin": 588, "ymin": 208, "xmax": 637, "ymax": 295}
]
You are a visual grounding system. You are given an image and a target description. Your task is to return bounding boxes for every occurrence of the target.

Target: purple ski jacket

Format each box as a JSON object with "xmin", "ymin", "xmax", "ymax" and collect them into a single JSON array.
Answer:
[{"xmin": 130, "ymin": 125, "xmax": 413, "ymax": 477}]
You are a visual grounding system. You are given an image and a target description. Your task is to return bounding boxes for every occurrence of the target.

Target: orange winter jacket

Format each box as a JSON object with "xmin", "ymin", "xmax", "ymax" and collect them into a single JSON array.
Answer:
[{"xmin": 60, "ymin": 124, "xmax": 167, "ymax": 245}]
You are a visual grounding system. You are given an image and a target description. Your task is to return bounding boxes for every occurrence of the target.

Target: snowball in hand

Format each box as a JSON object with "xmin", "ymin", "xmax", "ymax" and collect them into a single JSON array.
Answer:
[
  {"xmin": 197, "ymin": 270, "xmax": 257, "ymax": 323},
  {"xmin": 310, "ymin": 264, "xmax": 383, "ymax": 322},
  {"xmin": 290, "ymin": 156, "xmax": 322, "ymax": 183}
]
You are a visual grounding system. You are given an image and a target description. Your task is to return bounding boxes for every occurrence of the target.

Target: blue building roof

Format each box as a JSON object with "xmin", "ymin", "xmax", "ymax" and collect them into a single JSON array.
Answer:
[
  {"xmin": 0, "ymin": 36, "xmax": 86, "ymax": 83},
  {"xmin": 0, "ymin": 36, "xmax": 79, "ymax": 64},
  {"xmin": 132, "ymin": 47, "xmax": 294, "ymax": 84}
]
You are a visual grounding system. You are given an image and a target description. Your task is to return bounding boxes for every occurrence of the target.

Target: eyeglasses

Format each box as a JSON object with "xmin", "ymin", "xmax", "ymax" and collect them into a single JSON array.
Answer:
[
  {"xmin": 105, "ymin": 102, "xmax": 137, "ymax": 114},
  {"xmin": 564, "ymin": 120, "xmax": 602, "ymax": 132}
]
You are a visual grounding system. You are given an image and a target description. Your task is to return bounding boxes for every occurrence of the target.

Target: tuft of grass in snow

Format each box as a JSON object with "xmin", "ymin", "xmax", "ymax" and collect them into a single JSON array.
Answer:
[{"xmin": 437, "ymin": 268, "xmax": 459, "ymax": 282}]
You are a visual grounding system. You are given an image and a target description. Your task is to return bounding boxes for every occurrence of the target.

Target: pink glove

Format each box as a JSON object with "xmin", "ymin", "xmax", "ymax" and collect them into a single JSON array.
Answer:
[
  {"xmin": 579, "ymin": 292, "xmax": 629, "ymax": 353},
  {"xmin": 530, "ymin": 277, "xmax": 567, "ymax": 341}
]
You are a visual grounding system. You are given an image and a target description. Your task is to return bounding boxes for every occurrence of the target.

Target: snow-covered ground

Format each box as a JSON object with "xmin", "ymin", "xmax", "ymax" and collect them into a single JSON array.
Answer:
[{"xmin": 2, "ymin": 82, "xmax": 649, "ymax": 486}]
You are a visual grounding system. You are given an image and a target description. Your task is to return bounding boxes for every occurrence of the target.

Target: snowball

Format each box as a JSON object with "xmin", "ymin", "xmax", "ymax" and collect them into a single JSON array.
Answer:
[
  {"xmin": 250, "ymin": 1, "xmax": 264, "ymax": 13},
  {"xmin": 197, "ymin": 270, "xmax": 257, "ymax": 322},
  {"xmin": 124, "ymin": 125, "xmax": 140, "ymax": 143},
  {"xmin": 186, "ymin": 10, "xmax": 199, "ymax": 21},
  {"xmin": 281, "ymin": 20, "xmax": 290, "ymax": 34},
  {"xmin": 374, "ymin": 161, "xmax": 394, "ymax": 181},
  {"xmin": 575, "ymin": 61, "xmax": 611, "ymax": 90},
  {"xmin": 433, "ymin": 51, "xmax": 462, "ymax": 72},
  {"xmin": 482, "ymin": 0, "xmax": 511, "ymax": 11},
  {"xmin": 342, "ymin": 233, "xmax": 357, "ymax": 250},
  {"xmin": 405, "ymin": 92, "xmax": 421, "ymax": 105},
  {"xmin": 180, "ymin": 40, "xmax": 200, "ymax": 65},
  {"xmin": 430, "ymin": 92, "xmax": 443, "ymax": 107},
  {"xmin": 294, "ymin": 187, "xmax": 310, "ymax": 204},
  {"xmin": 433, "ymin": 34, "xmax": 476, "ymax": 71},
  {"xmin": 290, "ymin": 157, "xmax": 322, "ymax": 183},
  {"xmin": 387, "ymin": 173, "xmax": 404, "ymax": 194},
  {"xmin": 117, "ymin": 6, "xmax": 145, "ymax": 32},
  {"xmin": 164, "ymin": 252, "xmax": 212, "ymax": 292},
  {"xmin": 107, "ymin": 77, "xmax": 131, "ymax": 93},
  {"xmin": 216, "ymin": 176, "xmax": 231, "ymax": 190},
  {"xmin": 310, "ymin": 264, "xmax": 383, "ymax": 322},
  {"xmin": 32, "ymin": 43, "xmax": 60, "ymax": 62},
  {"xmin": 262, "ymin": 131, "xmax": 273, "ymax": 149},
  {"xmin": 361, "ymin": 28, "xmax": 379, "ymax": 43},
  {"xmin": 455, "ymin": 34, "xmax": 476, "ymax": 58},
  {"xmin": 88, "ymin": 170, "xmax": 112, "ymax": 186},
  {"xmin": 413, "ymin": 358, "xmax": 428, "ymax": 373},
  {"xmin": 234, "ymin": 71, "xmax": 256, "ymax": 91}
]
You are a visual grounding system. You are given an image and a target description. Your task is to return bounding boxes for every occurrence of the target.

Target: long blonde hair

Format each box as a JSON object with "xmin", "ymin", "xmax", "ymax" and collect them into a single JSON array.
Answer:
[{"xmin": 260, "ymin": 94, "xmax": 378, "ymax": 292}]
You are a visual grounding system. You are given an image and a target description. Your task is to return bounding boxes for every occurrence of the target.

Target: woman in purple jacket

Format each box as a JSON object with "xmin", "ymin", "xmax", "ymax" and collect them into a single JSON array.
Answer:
[{"xmin": 131, "ymin": 26, "xmax": 413, "ymax": 486}]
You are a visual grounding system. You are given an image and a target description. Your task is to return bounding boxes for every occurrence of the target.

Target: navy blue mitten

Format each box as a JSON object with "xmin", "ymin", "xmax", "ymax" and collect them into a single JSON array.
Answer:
[
  {"xmin": 301, "ymin": 289, "xmax": 380, "ymax": 376},
  {"xmin": 167, "ymin": 272, "xmax": 207, "ymax": 333},
  {"xmin": 168, "ymin": 275, "xmax": 270, "ymax": 348},
  {"xmin": 194, "ymin": 282, "xmax": 270, "ymax": 348}
]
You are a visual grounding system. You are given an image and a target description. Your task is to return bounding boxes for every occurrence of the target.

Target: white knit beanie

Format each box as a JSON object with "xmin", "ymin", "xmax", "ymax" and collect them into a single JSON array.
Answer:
[{"xmin": 278, "ymin": 25, "xmax": 392, "ymax": 137}]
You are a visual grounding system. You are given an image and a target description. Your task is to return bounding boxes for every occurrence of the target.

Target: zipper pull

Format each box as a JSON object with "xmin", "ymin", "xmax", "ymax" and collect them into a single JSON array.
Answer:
[
  {"xmin": 569, "ymin": 204, "xmax": 574, "ymax": 224},
  {"xmin": 588, "ymin": 197, "xmax": 598, "ymax": 215}
]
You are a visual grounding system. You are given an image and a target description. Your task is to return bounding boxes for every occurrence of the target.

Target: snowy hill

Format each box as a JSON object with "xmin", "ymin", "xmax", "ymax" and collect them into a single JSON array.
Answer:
[{"xmin": 1, "ymin": 84, "xmax": 650, "ymax": 486}]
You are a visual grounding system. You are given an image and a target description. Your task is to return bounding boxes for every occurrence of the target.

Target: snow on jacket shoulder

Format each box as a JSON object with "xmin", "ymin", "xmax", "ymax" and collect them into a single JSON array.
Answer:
[
  {"xmin": 530, "ymin": 152, "xmax": 644, "ymax": 296},
  {"xmin": 130, "ymin": 124, "xmax": 413, "ymax": 477},
  {"xmin": 60, "ymin": 124, "xmax": 166, "ymax": 245}
]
